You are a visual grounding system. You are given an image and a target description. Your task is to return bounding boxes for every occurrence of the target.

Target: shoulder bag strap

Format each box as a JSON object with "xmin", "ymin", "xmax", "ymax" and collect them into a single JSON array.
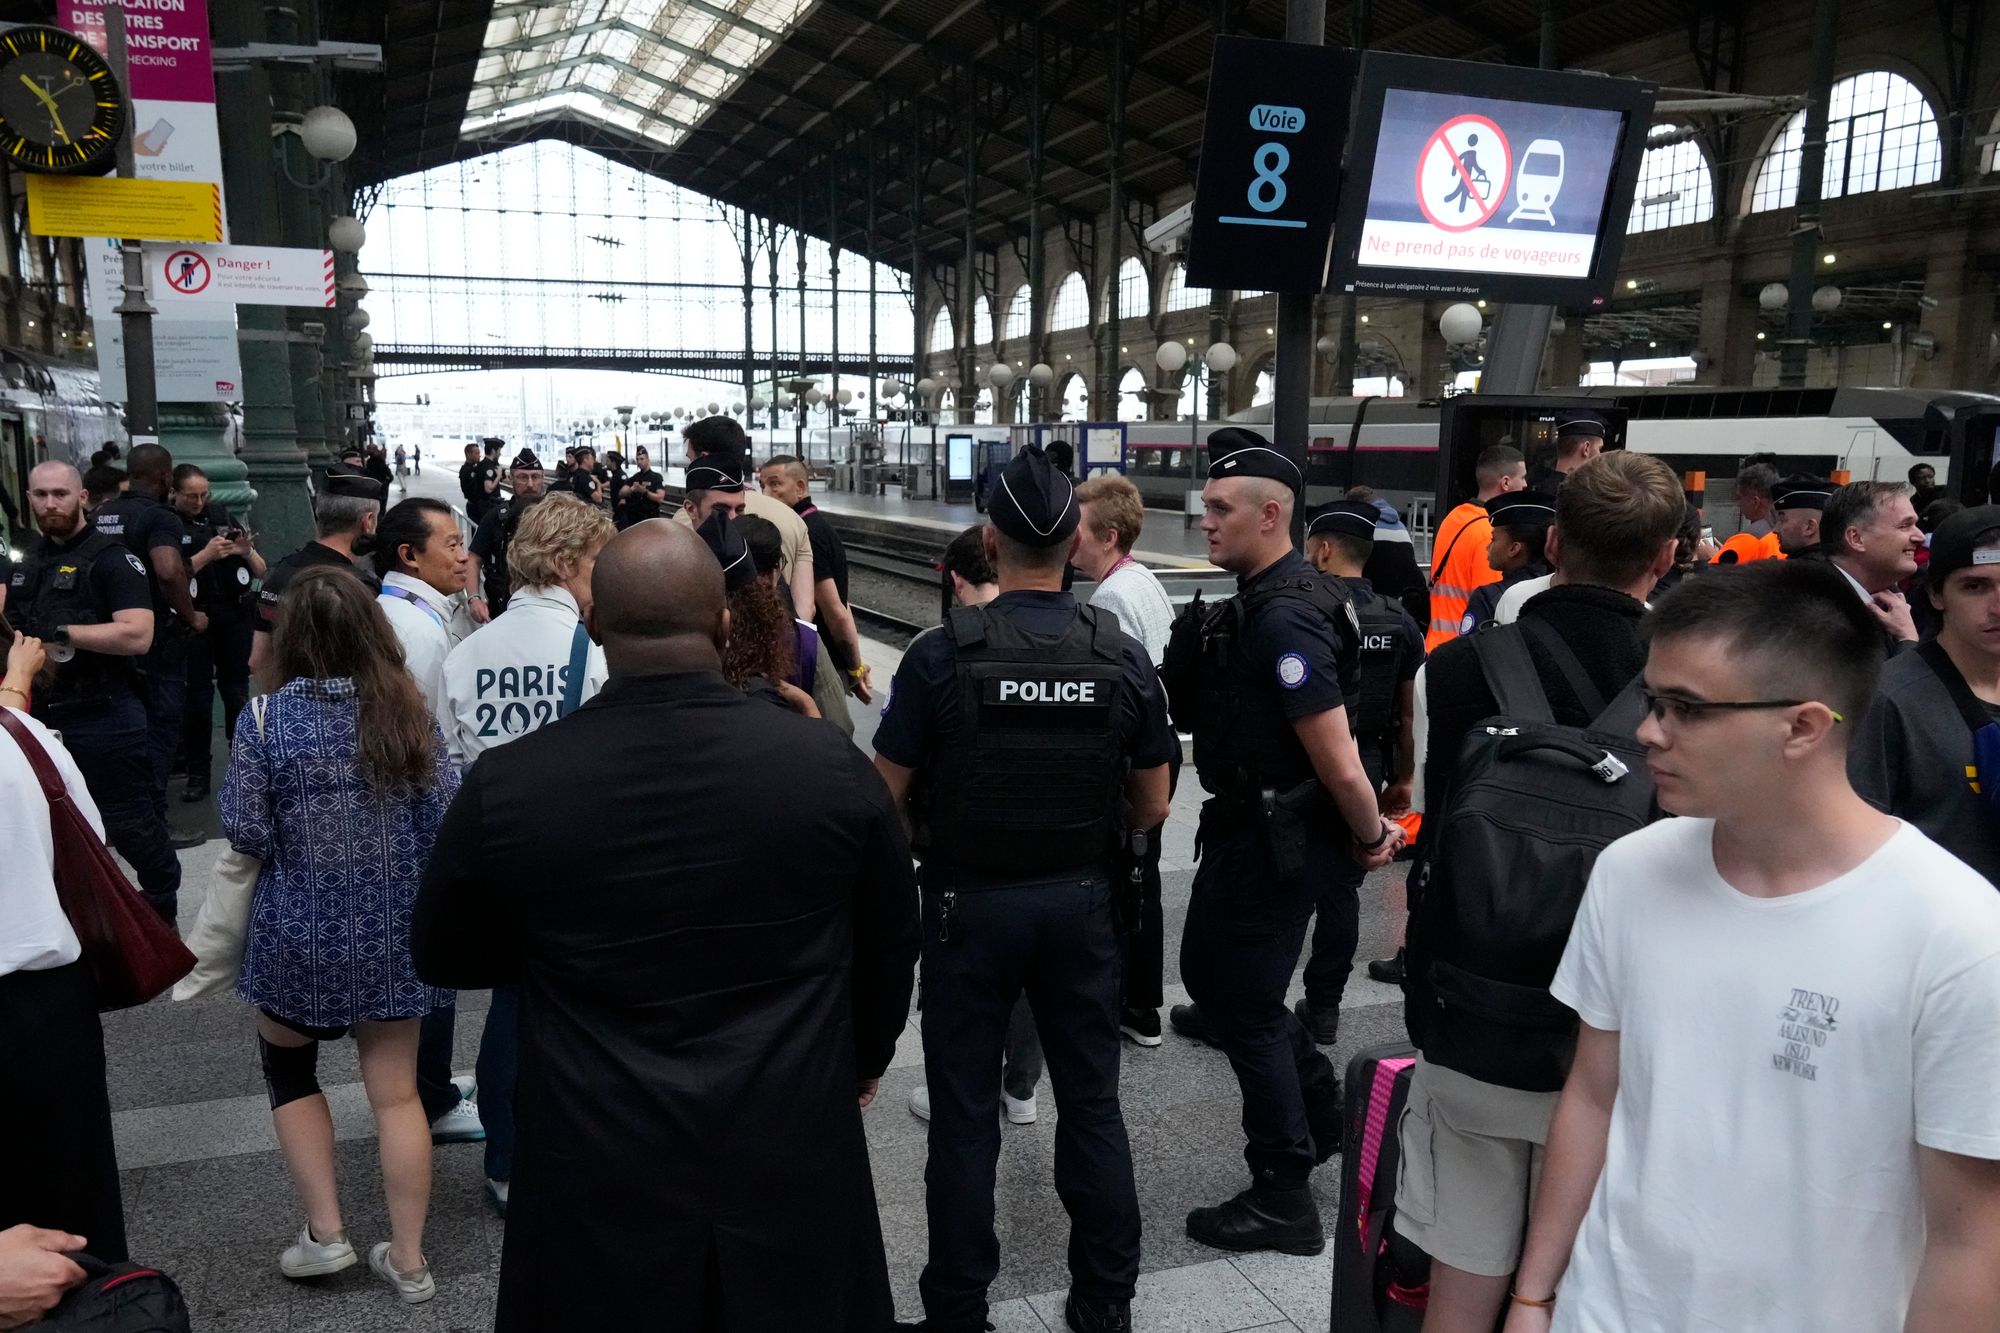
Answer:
[
  {"xmin": 1515, "ymin": 613, "xmax": 1610, "ymax": 720},
  {"xmin": 1427, "ymin": 511, "xmax": 1479, "ymax": 590},
  {"xmin": 1918, "ymin": 638, "xmax": 1994, "ymax": 736},
  {"xmin": 559, "ymin": 620, "xmax": 591, "ymax": 717},
  {"xmin": 1468, "ymin": 623, "xmax": 1556, "ymax": 725},
  {"xmin": 249, "ymin": 694, "xmax": 268, "ymax": 738},
  {"xmin": 0, "ymin": 708, "xmax": 66, "ymax": 803}
]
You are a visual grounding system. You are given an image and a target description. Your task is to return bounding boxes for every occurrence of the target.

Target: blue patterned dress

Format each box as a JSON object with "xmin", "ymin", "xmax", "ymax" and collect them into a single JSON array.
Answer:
[{"xmin": 221, "ymin": 677, "xmax": 457, "ymax": 1028}]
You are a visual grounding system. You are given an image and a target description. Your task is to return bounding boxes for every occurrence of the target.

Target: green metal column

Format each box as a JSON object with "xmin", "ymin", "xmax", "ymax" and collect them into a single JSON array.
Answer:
[{"xmin": 212, "ymin": 0, "xmax": 309, "ymax": 551}]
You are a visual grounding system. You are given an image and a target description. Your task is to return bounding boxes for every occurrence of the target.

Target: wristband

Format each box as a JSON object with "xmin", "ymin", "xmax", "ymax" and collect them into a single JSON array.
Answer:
[
  {"xmin": 1509, "ymin": 1289, "xmax": 1555, "ymax": 1309},
  {"xmin": 847, "ymin": 666, "xmax": 866, "ymax": 679},
  {"xmin": 1358, "ymin": 819, "xmax": 1394, "ymax": 852}
]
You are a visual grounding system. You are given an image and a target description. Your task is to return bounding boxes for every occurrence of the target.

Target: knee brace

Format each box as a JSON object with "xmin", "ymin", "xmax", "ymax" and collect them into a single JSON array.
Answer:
[{"xmin": 259, "ymin": 1035, "xmax": 323, "ymax": 1109}]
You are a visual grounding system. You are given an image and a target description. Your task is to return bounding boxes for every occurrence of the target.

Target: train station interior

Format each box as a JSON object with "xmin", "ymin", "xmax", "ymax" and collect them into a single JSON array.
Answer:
[{"xmin": 6, "ymin": 0, "xmax": 2000, "ymax": 1330}]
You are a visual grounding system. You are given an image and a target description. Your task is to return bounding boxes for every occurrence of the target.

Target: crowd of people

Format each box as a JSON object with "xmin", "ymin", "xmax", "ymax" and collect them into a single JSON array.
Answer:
[{"xmin": 3, "ymin": 414, "xmax": 1999, "ymax": 1333}]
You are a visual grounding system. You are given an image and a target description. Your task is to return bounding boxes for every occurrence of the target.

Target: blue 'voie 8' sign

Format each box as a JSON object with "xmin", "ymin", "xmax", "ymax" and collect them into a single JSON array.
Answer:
[{"xmin": 1185, "ymin": 38, "xmax": 1356, "ymax": 294}]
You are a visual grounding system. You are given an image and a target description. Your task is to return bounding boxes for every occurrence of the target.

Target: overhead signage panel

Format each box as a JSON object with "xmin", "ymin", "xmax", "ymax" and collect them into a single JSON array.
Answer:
[
  {"xmin": 1184, "ymin": 37, "xmax": 1356, "ymax": 294},
  {"xmin": 1327, "ymin": 53, "xmax": 1655, "ymax": 305},
  {"xmin": 27, "ymin": 173, "xmax": 221, "ymax": 242}
]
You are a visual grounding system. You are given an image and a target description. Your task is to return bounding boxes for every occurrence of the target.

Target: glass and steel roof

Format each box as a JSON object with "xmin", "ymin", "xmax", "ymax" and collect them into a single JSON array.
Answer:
[{"xmin": 461, "ymin": 0, "xmax": 819, "ymax": 148}]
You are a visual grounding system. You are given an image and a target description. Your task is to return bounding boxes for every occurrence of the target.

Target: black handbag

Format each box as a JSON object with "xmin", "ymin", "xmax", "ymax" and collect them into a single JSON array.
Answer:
[{"xmin": 30, "ymin": 1253, "xmax": 191, "ymax": 1331}]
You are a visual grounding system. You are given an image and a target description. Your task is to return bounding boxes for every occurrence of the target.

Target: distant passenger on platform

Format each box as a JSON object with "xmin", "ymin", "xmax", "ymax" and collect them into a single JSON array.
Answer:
[
  {"xmin": 1505, "ymin": 560, "xmax": 2000, "ymax": 1333},
  {"xmin": 440, "ymin": 493, "xmax": 612, "ymax": 1219},
  {"xmin": 1074, "ymin": 474, "xmax": 1177, "ymax": 1049},
  {"xmin": 760, "ymin": 454, "xmax": 870, "ymax": 702},
  {"xmin": 618, "ymin": 445, "xmax": 666, "ymax": 529},
  {"xmin": 1525, "ymin": 415, "xmax": 1605, "ymax": 493},
  {"xmin": 415, "ymin": 517, "xmax": 918, "ymax": 1332},
  {"xmin": 679, "ymin": 417, "xmax": 817, "ymax": 620},
  {"xmin": 1909, "ymin": 461, "xmax": 1947, "ymax": 517},
  {"xmin": 1347, "ymin": 485, "xmax": 1430, "ymax": 631},
  {"xmin": 1770, "ymin": 474, "xmax": 1834, "ymax": 558},
  {"xmin": 566, "ymin": 446, "xmax": 604, "ymax": 507},
  {"xmin": 82, "ymin": 464, "xmax": 125, "ymax": 512},
  {"xmin": 1426, "ymin": 444, "xmax": 1525, "ymax": 650},
  {"xmin": 1461, "ymin": 490, "xmax": 1556, "ymax": 634},
  {"xmin": 223, "ymin": 567, "xmax": 456, "ymax": 1305},
  {"xmin": 458, "ymin": 443, "xmax": 500, "ymax": 525},
  {"xmin": 1851, "ymin": 504, "xmax": 2000, "ymax": 886},
  {"xmin": 938, "ymin": 525, "xmax": 997, "ymax": 617},
  {"xmin": 1819, "ymin": 481, "xmax": 1925, "ymax": 652},
  {"xmin": 1712, "ymin": 458, "xmax": 1782, "ymax": 565}
]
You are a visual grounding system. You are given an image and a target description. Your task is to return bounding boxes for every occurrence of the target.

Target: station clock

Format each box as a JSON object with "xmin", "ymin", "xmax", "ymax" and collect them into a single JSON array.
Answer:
[{"xmin": 0, "ymin": 25, "xmax": 127, "ymax": 176}]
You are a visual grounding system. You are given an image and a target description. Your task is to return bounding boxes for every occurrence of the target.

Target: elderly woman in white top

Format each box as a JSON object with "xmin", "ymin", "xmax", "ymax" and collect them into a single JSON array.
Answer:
[{"xmin": 0, "ymin": 629, "xmax": 127, "ymax": 1274}]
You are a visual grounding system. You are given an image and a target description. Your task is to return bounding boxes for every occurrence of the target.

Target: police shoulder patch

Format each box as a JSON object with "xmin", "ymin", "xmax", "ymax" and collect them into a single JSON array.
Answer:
[
  {"xmin": 123, "ymin": 552, "xmax": 146, "ymax": 575},
  {"xmin": 1459, "ymin": 612, "xmax": 1476, "ymax": 634},
  {"xmin": 1276, "ymin": 652, "xmax": 1310, "ymax": 689}
]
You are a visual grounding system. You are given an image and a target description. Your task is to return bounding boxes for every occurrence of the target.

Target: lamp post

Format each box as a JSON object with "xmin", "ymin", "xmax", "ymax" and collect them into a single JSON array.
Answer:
[{"xmin": 1165, "ymin": 340, "xmax": 1236, "ymax": 524}]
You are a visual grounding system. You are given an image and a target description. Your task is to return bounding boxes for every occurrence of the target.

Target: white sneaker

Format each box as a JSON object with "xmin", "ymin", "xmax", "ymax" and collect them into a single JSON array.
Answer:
[
  {"xmin": 1004, "ymin": 1092, "xmax": 1038, "ymax": 1125},
  {"xmin": 908, "ymin": 1084, "xmax": 931, "ymax": 1121},
  {"xmin": 279, "ymin": 1223, "xmax": 356, "ymax": 1279},
  {"xmin": 451, "ymin": 1074, "xmax": 477, "ymax": 1101},
  {"xmin": 369, "ymin": 1242, "xmax": 436, "ymax": 1304},
  {"xmin": 429, "ymin": 1097, "xmax": 485, "ymax": 1144}
]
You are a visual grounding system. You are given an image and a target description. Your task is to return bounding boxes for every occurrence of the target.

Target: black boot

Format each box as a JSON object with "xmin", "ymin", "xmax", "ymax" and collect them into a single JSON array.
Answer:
[
  {"xmin": 1064, "ymin": 1293, "xmax": 1130, "ymax": 1333},
  {"xmin": 1367, "ymin": 948, "xmax": 1406, "ymax": 986},
  {"xmin": 1300, "ymin": 1058, "xmax": 1345, "ymax": 1164},
  {"xmin": 1168, "ymin": 1002, "xmax": 1217, "ymax": 1046},
  {"xmin": 1186, "ymin": 1181, "xmax": 1325, "ymax": 1256},
  {"xmin": 1292, "ymin": 996, "xmax": 1340, "ymax": 1045}
]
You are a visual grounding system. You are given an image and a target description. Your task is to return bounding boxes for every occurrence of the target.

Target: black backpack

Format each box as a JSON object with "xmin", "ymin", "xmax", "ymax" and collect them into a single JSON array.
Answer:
[
  {"xmin": 34, "ymin": 1254, "xmax": 190, "ymax": 1332},
  {"xmin": 1405, "ymin": 618, "xmax": 1656, "ymax": 1093}
]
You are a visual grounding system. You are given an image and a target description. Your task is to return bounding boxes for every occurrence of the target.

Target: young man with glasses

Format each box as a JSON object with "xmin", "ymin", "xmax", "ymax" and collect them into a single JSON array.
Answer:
[{"xmin": 1504, "ymin": 559, "xmax": 2000, "ymax": 1333}]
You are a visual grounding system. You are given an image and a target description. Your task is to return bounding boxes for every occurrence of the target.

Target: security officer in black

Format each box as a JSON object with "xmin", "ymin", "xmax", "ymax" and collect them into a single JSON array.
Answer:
[
  {"xmin": 250, "ymin": 468, "xmax": 383, "ymax": 682},
  {"xmin": 468, "ymin": 449, "xmax": 548, "ymax": 622},
  {"xmin": 12, "ymin": 460, "xmax": 182, "ymax": 923},
  {"xmin": 1294, "ymin": 501, "xmax": 1424, "ymax": 1039},
  {"xmin": 1161, "ymin": 430, "xmax": 1404, "ymax": 1256},
  {"xmin": 1525, "ymin": 413, "xmax": 1606, "ymax": 493},
  {"xmin": 874, "ymin": 445, "xmax": 1174, "ymax": 1333}
]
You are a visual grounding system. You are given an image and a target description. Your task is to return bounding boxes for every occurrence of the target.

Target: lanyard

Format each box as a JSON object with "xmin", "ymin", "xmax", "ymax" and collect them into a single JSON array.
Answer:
[
  {"xmin": 798, "ymin": 503, "xmax": 819, "ymax": 518},
  {"xmin": 1105, "ymin": 555, "xmax": 1138, "ymax": 581},
  {"xmin": 380, "ymin": 585, "xmax": 446, "ymax": 629}
]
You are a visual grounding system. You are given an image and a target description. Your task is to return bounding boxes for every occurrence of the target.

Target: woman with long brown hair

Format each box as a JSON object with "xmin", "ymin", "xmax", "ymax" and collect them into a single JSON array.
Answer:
[{"xmin": 220, "ymin": 565, "xmax": 455, "ymax": 1306}]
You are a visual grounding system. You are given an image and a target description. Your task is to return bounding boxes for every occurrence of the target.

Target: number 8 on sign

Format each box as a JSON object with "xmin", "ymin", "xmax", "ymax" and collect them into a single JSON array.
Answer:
[{"xmin": 1249, "ymin": 143, "xmax": 1290, "ymax": 213}]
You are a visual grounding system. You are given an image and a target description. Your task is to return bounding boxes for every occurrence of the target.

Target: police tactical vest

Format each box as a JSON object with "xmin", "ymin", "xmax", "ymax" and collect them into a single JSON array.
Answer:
[
  {"xmin": 12, "ymin": 530, "xmax": 136, "ymax": 701},
  {"xmin": 1164, "ymin": 568, "xmax": 1361, "ymax": 796},
  {"xmin": 1351, "ymin": 586, "xmax": 1405, "ymax": 752},
  {"xmin": 919, "ymin": 602, "xmax": 1130, "ymax": 880}
]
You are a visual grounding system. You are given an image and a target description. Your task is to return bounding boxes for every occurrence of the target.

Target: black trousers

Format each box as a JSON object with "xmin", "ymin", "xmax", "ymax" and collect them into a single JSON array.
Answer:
[
  {"xmin": 1117, "ymin": 747, "xmax": 1179, "ymax": 1012},
  {"xmin": 178, "ymin": 608, "xmax": 253, "ymax": 774},
  {"xmin": 0, "ymin": 962, "xmax": 127, "ymax": 1261},
  {"xmin": 40, "ymin": 692, "xmax": 180, "ymax": 925},
  {"xmin": 918, "ymin": 876, "xmax": 1140, "ymax": 1328},
  {"xmin": 1302, "ymin": 853, "xmax": 1365, "ymax": 1011},
  {"xmin": 1180, "ymin": 813, "xmax": 1340, "ymax": 1188}
]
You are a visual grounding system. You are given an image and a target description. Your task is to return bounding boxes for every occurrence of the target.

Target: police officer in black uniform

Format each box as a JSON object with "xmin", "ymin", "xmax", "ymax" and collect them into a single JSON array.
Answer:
[
  {"xmin": 92, "ymin": 443, "xmax": 204, "ymax": 844},
  {"xmin": 11, "ymin": 461, "xmax": 181, "ymax": 922},
  {"xmin": 874, "ymin": 445, "xmax": 1174, "ymax": 1333},
  {"xmin": 250, "ymin": 469, "xmax": 383, "ymax": 681},
  {"xmin": 1294, "ymin": 500, "xmax": 1424, "ymax": 1040},
  {"xmin": 170, "ymin": 463, "xmax": 265, "ymax": 801},
  {"xmin": 1525, "ymin": 414, "xmax": 1605, "ymax": 493},
  {"xmin": 469, "ymin": 449, "xmax": 548, "ymax": 622},
  {"xmin": 567, "ymin": 445, "xmax": 605, "ymax": 507},
  {"xmin": 1160, "ymin": 429, "xmax": 1404, "ymax": 1256}
]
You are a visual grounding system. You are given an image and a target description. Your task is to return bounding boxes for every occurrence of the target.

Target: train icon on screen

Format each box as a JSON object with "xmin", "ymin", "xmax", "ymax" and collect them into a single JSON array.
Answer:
[{"xmin": 1507, "ymin": 138, "xmax": 1565, "ymax": 225}]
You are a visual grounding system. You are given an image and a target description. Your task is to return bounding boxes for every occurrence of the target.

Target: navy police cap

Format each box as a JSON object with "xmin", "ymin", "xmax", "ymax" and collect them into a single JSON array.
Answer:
[
  {"xmin": 685, "ymin": 451, "xmax": 746, "ymax": 492},
  {"xmin": 1205, "ymin": 427, "xmax": 1302, "ymax": 486},
  {"xmin": 695, "ymin": 509, "xmax": 756, "ymax": 592},
  {"xmin": 1485, "ymin": 490, "xmax": 1557, "ymax": 525},
  {"xmin": 1772, "ymin": 474, "xmax": 1835, "ymax": 512},
  {"xmin": 989, "ymin": 444, "xmax": 1079, "ymax": 548},
  {"xmin": 321, "ymin": 466, "xmax": 384, "ymax": 502},
  {"xmin": 1304, "ymin": 501, "xmax": 1379, "ymax": 543}
]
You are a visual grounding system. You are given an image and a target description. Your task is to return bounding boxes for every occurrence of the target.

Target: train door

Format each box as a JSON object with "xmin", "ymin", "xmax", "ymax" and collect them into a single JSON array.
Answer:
[
  {"xmin": 1843, "ymin": 427, "xmax": 1879, "ymax": 481},
  {"xmin": 1948, "ymin": 404, "xmax": 2000, "ymax": 503},
  {"xmin": 0, "ymin": 412, "xmax": 22, "ymax": 547}
]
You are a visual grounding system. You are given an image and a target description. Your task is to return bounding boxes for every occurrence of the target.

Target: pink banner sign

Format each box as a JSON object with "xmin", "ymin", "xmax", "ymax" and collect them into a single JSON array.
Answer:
[{"xmin": 61, "ymin": 0, "xmax": 215, "ymax": 106}]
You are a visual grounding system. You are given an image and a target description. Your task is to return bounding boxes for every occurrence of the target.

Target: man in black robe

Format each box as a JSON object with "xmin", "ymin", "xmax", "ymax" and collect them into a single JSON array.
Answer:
[{"xmin": 413, "ymin": 518, "xmax": 920, "ymax": 1331}]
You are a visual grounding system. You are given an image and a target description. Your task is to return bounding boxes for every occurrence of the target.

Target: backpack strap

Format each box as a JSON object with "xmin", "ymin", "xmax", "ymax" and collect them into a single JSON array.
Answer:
[
  {"xmin": 1078, "ymin": 602, "xmax": 1124, "ymax": 664},
  {"xmin": 1918, "ymin": 638, "xmax": 1994, "ymax": 737},
  {"xmin": 946, "ymin": 603, "xmax": 989, "ymax": 649},
  {"xmin": 1469, "ymin": 624, "xmax": 1556, "ymax": 724},
  {"xmin": 1516, "ymin": 614, "xmax": 1610, "ymax": 721}
]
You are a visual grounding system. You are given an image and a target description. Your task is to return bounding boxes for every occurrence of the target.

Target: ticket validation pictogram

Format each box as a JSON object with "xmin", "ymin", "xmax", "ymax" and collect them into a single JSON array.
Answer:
[{"xmin": 1415, "ymin": 115, "xmax": 1511, "ymax": 233}]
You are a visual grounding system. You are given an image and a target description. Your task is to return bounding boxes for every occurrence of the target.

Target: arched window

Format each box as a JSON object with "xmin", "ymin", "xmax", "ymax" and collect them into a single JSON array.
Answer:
[
  {"xmin": 929, "ymin": 304, "xmax": 954, "ymax": 354},
  {"xmin": 1253, "ymin": 364, "xmax": 1275, "ymax": 407},
  {"xmin": 1163, "ymin": 262, "xmax": 1209, "ymax": 313},
  {"xmin": 1002, "ymin": 283, "xmax": 1033, "ymax": 341},
  {"xmin": 1627, "ymin": 125, "xmax": 1716, "ymax": 233},
  {"xmin": 1118, "ymin": 366, "xmax": 1148, "ymax": 422},
  {"xmin": 1050, "ymin": 272, "xmax": 1090, "ymax": 330},
  {"xmin": 1059, "ymin": 371, "xmax": 1089, "ymax": 420},
  {"xmin": 972, "ymin": 295, "xmax": 993, "ymax": 348},
  {"xmin": 1110, "ymin": 256, "xmax": 1149, "ymax": 323},
  {"xmin": 1751, "ymin": 70, "xmax": 1942, "ymax": 212}
]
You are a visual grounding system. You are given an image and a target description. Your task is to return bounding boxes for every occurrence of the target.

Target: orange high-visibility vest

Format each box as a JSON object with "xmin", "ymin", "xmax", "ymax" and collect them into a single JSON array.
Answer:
[
  {"xmin": 1710, "ymin": 531, "xmax": 1782, "ymax": 565},
  {"xmin": 1425, "ymin": 501, "xmax": 1502, "ymax": 650}
]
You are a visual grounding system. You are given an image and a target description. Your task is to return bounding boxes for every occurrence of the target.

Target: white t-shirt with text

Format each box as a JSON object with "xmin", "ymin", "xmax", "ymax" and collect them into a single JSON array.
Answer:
[{"xmin": 1549, "ymin": 817, "xmax": 2000, "ymax": 1333}]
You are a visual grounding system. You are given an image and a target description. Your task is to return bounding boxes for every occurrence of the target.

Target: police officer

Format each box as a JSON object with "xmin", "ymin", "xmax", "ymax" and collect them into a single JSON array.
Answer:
[
  {"xmin": 1771, "ymin": 473, "xmax": 1836, "ymax": 557},
  {"xmin": 11, "ymin": 461, "xmax": 181, "ymax": 923},
  {"xmin": 1160, "ymin": 430, "xmax": 1403, "ymax": 1257},
  {"xmin": 873, "ymin": 445, "xmax": 1174, "ymax": 1333},
  {"xmin": 468, "ymin": 449, "xmax": 548, "ymax": 623},
  {"xmin": 170, "ymin": 463, "xmax": 265, "ymax": 802},
  {"xmin": 1290, "ymin": 500, "xmax": 1424, "ymax": 1042},
  {"xmin": 92, "ymin": 442, "xmax": 204, "ymax": 842},
  {"xmin": 1526, "ymin": 414, "xmax": 1605, "ymax": 492},
  {"xmin": 459, "ymin": 440, "xmax": 502, "ymax": 524},
  {"xmin": 250, "ymin": 468, "xmax": 383, "ymax": 683}
]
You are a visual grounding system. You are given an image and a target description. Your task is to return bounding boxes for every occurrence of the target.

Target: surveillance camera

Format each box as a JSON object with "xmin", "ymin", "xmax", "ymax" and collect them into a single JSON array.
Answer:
[{"xmin": 1144, "ymin": 203, "xmax": 1194, "ymax": 256}]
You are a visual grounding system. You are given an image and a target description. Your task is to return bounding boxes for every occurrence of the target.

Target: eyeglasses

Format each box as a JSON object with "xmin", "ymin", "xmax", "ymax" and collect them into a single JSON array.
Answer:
[{"xmin": 1639, "ymin": 689, "xmax": 1844, "ymax": 727}]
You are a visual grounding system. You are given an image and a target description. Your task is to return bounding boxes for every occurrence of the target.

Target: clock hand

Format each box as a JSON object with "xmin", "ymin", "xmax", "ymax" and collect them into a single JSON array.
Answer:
[{"xmin": 17, "ymin": 75, "xmax": 69, "ymax": 144}]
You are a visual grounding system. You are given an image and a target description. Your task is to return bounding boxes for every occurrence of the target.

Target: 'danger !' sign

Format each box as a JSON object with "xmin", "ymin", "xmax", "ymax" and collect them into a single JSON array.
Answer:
[
  {"xmin": 1184, "ymin": 37, "xmax": 1356, "ymax": 294},
  {"xmin": 1328, "ymin": 53, "xmax": 1655, "ymax": 305}
]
